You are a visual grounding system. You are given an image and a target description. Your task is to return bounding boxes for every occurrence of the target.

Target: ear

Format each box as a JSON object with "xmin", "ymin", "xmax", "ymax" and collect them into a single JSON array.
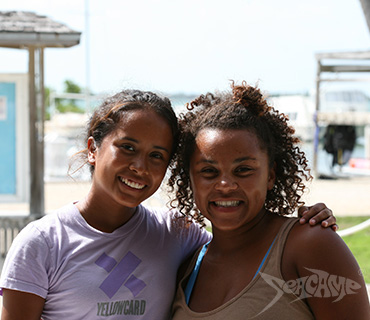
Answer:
[
  {"xmin": 87, "ymin": 137, "xmax": 97, "ymax": 165},
  {"xmin": 267, "ymin": 162, "xmax": 276, "ymax": 190}
]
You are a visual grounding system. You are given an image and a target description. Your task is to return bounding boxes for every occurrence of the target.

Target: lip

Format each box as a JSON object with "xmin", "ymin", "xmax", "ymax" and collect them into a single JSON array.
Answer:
[
  {"xmin": 118, "ymin": 176, "xmax": 148, "ymax": 191},
  {"xmin": 209, "ymin": 199, "xmax": 244, "ymax": 212}
]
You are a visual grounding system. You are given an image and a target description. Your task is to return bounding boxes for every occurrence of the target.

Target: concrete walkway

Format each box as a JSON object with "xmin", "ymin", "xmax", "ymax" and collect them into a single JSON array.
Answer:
[{"xmin": 301, "ymin": 175, "xmax": 370, "ymax": 217}]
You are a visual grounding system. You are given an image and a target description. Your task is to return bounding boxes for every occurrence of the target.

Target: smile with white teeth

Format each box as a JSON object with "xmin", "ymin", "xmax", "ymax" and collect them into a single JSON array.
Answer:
[
  {"xmin": 119, "ymin": 177, "xmax": 145, "ymax": 190},
  {"xmin": 214, "ymin": 200, "xmax": 240, "ymax": 207}
]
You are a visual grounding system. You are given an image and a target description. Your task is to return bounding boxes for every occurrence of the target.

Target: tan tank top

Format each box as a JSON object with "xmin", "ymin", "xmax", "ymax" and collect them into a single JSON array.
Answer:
[{"xmin": 172, "ymin": 218, "xmax": 314, "ymax": 320}]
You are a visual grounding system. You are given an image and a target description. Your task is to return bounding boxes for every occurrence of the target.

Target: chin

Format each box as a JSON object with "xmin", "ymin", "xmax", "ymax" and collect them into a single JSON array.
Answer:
[
  {"xmin": 211, "ymin": 221, "xmax": 240, "ymax": 231},
  {"xmin": 116, "ymin": 197, "xmax": 143, "ymax": 209}
]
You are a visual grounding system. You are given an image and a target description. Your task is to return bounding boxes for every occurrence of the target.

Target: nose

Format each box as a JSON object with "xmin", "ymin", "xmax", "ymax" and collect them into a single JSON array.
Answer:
[
  {"xmin": 129, "ymin": 156, "xmax": 148, "ymax": 175},
  {"xmin": 214, "ymin": 175, "xmax": 238, "ymax": 193}
]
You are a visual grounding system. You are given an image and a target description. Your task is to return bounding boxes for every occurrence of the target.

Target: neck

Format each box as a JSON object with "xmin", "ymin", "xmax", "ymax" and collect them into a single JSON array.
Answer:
[
  {"xmin": 76, "ymin": 188, "xmax": 137, "ymax": 233},
  {"xmin": 208, "ymin": 209, "xmax": 271, "ymax": 256}
]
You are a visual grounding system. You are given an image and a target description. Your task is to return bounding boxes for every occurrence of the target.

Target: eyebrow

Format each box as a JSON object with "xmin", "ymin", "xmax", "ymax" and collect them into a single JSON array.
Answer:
[
  {"xmin": 196, "ymin": 156, "xmax": 257, "ymax": 165},
  {"xmin": 235, "ymin": 156, "xmax": 258, "ymax": 163},
  {"xmin": 119, "ymin": 137, "xmax": 171, "ymax": 154}
]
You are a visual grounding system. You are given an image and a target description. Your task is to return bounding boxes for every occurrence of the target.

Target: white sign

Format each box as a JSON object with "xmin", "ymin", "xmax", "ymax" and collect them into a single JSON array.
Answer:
[{"xmin": 0, "ymin": 96, "xmax": 6, "ymax": 121}]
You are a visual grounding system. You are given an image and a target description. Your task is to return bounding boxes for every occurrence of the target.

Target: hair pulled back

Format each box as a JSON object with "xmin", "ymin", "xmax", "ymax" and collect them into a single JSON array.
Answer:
[
  {"xmin": 71, "ymin": 89, "xmax": 179, "ymax": 176},
  {"xmin": 168, "ymin": 81, "xmax": 312, "ymax": 225}
]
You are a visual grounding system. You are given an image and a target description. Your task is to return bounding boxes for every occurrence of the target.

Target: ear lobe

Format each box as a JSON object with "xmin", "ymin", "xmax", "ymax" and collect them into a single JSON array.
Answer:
[
  {"xmin": 87, "ymin": 137, "xmax": 97, "ymax": 165},
  {"xmin": 267, "ymin": 162, "xmax": 276, "ymax": 190}
]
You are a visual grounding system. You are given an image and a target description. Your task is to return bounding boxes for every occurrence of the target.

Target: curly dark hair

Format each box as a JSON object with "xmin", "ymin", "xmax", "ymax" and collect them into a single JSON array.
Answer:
[
  {"xmin": 70, "ymin": 89, "xmax": 179, "ymax": 176},
  {"xmin": 168, "ymin": 81, "xmax": 312, "ymax": 226}
]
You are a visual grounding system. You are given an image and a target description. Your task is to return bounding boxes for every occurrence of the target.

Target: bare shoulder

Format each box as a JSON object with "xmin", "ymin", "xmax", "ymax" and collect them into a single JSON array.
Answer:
[
  {"xmin": 286, "ymin": 222, "xmax": 359, "ymax": 275},
  {"xmin": 288, "ymin": 221, "xmax": 343, "ymax": 254},
  {"xmin": 283, "ymin": 221, "xmax": 370, "ymax": 319}
]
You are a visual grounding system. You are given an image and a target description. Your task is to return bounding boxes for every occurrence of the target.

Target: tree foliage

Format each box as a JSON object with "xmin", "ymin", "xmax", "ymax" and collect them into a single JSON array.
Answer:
[
  {"xmin": 45, "ymin": 79, "xmax": 85, "ymax": 119},
  {"xmin": 56, "ymin": 79, "xmax": 85, "ymax": 114}
]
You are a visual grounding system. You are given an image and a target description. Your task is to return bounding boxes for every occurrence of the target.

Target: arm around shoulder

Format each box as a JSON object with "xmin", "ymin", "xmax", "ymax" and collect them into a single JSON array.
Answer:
[{"xmin": 285, "ymin": 223, "xmax": 370, "ymax": 319}]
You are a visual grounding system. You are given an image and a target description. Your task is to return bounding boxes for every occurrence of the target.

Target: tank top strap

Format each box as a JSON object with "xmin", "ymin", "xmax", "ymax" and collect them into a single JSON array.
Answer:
[{"xmin": 261, "ymin": 218, "xmax": 300, "ymax": 277}]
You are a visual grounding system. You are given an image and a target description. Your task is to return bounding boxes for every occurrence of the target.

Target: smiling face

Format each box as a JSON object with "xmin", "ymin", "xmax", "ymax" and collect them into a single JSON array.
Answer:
[
  {"xmin": 189, "ymin": 128, "xmax": 275, "ymax": 232},
  {"xmin": 88, "ymin": 109, "xmax": 173, "ymax": 209}
]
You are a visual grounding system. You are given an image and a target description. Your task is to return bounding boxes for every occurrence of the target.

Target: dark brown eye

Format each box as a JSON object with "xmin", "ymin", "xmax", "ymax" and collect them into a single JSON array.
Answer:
[
  {"xmin": 235, "ymin": 166, "xmax": 252, "ymax": 174},
  {"xmin": 150, "ymin": 152, "xmax": 164, "ymax": 160},
  {"xmin": 121, "ymin": 144, "xmax": 135, "ymax": 152}
]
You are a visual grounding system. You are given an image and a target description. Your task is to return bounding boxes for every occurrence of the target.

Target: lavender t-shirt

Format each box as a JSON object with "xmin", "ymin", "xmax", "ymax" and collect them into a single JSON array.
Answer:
[{"xmin": 0, "ymin": 203, "xmax": 210, "ymax": 320}]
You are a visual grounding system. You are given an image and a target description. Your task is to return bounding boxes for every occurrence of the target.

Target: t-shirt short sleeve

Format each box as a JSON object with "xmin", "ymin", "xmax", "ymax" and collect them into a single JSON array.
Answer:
[{"xmin": 0, "ymin": 222, "xmax": 50, "ymax": 298}]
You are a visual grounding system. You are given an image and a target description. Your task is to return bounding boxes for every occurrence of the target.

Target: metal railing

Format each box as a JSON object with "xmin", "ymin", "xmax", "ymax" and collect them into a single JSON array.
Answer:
[
  {"xmin": 0, "ymin": 216, "xmax": 39, "ymax": 270},
  {"xmin": 338, "ymin": 218, "xmax": 370, "ymax": 237}
]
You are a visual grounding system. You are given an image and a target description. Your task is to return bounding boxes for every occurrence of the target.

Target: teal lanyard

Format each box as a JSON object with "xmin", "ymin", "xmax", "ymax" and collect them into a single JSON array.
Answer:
[{"xmin": 184, "ymin": 241, "xmax": 210, "ymax": 305}]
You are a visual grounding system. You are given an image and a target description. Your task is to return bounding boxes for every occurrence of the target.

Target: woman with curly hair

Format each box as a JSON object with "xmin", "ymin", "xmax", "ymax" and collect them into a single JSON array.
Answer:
[{"xmin": 170, "ymin": 82, "xmax": 370, "ymax": 319}]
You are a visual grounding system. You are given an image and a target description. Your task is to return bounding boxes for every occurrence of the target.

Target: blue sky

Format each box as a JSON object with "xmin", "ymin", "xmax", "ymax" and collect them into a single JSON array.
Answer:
[{"xmin": 1, "ymin": 0, "xmax": 370, "ymax": 96}]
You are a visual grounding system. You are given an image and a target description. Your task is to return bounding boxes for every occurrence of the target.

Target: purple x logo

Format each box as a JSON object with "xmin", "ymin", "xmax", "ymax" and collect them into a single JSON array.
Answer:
[{"xmin": 95, "ymin": 251, "xmax": 146, "ymax": 299}]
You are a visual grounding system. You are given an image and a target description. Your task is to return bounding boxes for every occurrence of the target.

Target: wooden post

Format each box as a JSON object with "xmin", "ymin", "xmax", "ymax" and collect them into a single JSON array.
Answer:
[{"xmin": 28, "ymin": 46, "xmax": 45, "ymax": 217}]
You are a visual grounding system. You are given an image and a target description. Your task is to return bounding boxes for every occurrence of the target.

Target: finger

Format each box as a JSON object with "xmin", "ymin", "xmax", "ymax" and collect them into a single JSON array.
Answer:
[
  {"xmin": 308, "ymin": 208, "xmax": 334, "ymax": 226},
  {"xmin": 298, "ymin": 205, "xmax": 309, "ymax": 217},
  {"xmin": 298, "ymin": 205, "xmax": 311, "ymax": 224},
  {"xmin": 330, "ymin": 224, "xmax": 339, "ymax": 232},
  {"xmin": 298, "ymin": 203, "xmax": 327, "ymax": 223},
  {"xmin": 314, "ymin": 214, "xmax": 337, "ymax": 228}
]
